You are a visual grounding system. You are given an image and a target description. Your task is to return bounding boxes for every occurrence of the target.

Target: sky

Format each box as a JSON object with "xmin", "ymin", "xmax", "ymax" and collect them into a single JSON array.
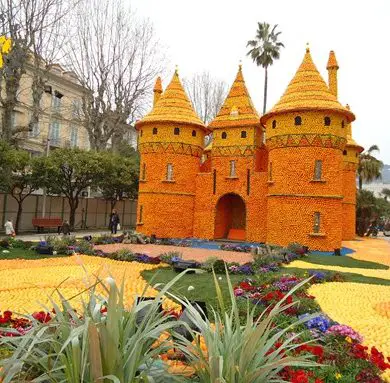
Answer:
[{"xmin": 132, "ymin": 0, "xmax": 390, "ymax": 164}]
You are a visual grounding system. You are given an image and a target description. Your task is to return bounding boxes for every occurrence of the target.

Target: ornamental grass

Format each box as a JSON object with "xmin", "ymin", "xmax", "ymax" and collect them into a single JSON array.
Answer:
[{"xmin": 0, "ymin": 268, "xmax": 318, "ymax": 382}]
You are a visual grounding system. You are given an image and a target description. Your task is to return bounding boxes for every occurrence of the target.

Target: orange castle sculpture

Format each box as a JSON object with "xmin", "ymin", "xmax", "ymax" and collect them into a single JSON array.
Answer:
[{"xmin": 135, "ymin": 48, "xmax": 363, "ymax": 251}]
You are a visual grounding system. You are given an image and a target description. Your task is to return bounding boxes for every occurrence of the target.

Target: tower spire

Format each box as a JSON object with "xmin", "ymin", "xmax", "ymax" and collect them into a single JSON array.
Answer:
[
  {"xmin": 327, "ymin": 50, "xmax": 339, "ymax": 98},
  {"xmin": 153, "ymin": 76, "xmax": 163, "ymax": 106}
]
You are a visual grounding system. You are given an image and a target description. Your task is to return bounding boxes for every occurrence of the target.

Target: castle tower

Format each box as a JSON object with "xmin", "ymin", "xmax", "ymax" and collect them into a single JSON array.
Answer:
[
  {"xmin": 135, "ymin": 70, "xmax": 207, "ymax": 238},
  {"xmin": 193, "ymin": 65, "xmax": 268, "ymax": 242},
  {"xmin": 342, "ymin": 104, "xmax": 364, "ymax": 240},
  {"xmin": 153, "ymin": 76, "xmax": 163, "ymax": 106},
  {"xmin": 327, "ymin": 50, "xmax": 339, "ymax": 98},
  {"xmin": 260, "ymin": 47, "xmax": 355, "ymax": 251}
]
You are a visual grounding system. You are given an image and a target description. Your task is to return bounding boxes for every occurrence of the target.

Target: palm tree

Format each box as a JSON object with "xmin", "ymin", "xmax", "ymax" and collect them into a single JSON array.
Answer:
[
  {"xmin": 382, "ymin": 188, "xmax": 390, "ymax": 201},
  {"xmin": 357, "ymin": 145, "xmax": 383, "ymax": 190},
  {"xmin": 246, "ymin": 22, "xmax": 284, "ymax": 114}
]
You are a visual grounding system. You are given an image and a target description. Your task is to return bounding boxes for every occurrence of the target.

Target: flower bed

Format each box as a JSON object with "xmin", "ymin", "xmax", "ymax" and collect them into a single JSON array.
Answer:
[{"xmin": 233, "ymin": 274, "xmax": 390, "ymax": 382}]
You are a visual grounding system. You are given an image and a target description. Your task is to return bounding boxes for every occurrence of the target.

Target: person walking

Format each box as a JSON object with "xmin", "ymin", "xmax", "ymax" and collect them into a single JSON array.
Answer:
[
  {"xmin": 109, "ymin": 209, "xmax": 120, "ymax": 234},
  {"xmin": 4, "ymin": 219, "xmax": 15, "ymax": 237}
]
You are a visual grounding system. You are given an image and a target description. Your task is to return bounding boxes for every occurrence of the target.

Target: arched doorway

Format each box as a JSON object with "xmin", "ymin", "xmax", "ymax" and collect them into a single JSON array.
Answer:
[{"xmin": 214, "ymin": 193, "xmax": 246, "ymax": 240}]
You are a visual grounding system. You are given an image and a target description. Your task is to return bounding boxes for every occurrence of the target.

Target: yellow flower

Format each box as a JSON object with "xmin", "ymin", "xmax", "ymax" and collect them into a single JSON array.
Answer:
[
  {"xmin": 335, "ymin": 373, "xmax": 342, "ymax": 380},
  {"xmin": 345, "ymin": 336, "xmax": 352, "ymax": 343}
]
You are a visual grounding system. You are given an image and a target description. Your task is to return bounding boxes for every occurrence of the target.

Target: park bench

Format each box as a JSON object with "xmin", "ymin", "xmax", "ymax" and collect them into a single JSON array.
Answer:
[{"xmin": 32, "ymin": 217, "xmax": 63, "ymax": 233}]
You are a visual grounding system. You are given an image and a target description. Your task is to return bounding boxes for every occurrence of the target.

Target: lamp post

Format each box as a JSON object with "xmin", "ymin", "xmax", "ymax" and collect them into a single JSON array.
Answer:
[{"xmin": 41, "ymin": 89, "xmax": 54, "ymax": 217}]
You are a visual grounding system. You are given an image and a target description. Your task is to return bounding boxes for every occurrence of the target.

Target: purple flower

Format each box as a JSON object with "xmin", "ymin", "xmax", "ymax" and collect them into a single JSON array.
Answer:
[{"xmin": 326, "ymin": 324, "xmax": 363, "ymax": 342}]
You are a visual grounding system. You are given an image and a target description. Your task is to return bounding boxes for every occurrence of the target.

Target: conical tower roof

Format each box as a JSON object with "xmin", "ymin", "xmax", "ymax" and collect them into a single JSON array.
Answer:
[
  {"xmin": 137, "ymin": 70, "xmax": 206, "ymax": 130},
  {"xmin": 208, "ymin": 65, "xmax": 260, "ymax": 129},
  {"xmin": 153, "ymin": 76, "xmax": 163, "ymax": 93},
  {"xmin": 261, "ymin": 48, "xmax": 355, "ymax": 125}
]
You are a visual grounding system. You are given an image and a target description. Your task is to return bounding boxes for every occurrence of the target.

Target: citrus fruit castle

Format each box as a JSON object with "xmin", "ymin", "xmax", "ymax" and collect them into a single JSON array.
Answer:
[{"xmin": 135, "ymin": 47, "xmax": 363, "ymax": 251}]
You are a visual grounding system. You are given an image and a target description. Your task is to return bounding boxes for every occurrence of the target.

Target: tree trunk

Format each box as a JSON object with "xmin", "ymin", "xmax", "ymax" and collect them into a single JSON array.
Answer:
[
  {"xmin": 68, "ymin": 198, "xmax": 79, "ymax": 230},
  {"xmin": 15, "ymin": 200, "xmax": 23, "ymax": 235},
  {"xmin": 110, "ymin": 199, "xmax": 117, "ymax": 210},
  {"xmin": 358, "ymin": 175, "xmax": 363, "ymax": 190},
  {"xmin": 2, "ymin": 107, "xmax": 14, "ymax": 143},
  {"xmin": 263, "ymin": 66, "xmax": 268, "ymax": 115}
]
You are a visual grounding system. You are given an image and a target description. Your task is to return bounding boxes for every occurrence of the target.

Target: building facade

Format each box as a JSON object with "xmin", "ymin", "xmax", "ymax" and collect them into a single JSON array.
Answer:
[
  {"xmin": 135, "ymin": 48, "xmax": 363, "ymax": 251},
  {"xmin": 1, "ymin": 61, "xmax": 90, "ymax": 154}
]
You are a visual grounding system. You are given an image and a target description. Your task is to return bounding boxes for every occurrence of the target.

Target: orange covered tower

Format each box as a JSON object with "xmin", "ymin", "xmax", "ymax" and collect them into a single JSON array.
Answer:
[
  {"xmin": 341, "ymin": 104, "xmax": 363, "ymax": 240},
  {"xmin": 260, "ymin": 47, "xmax": 355, "ymax": 251},
  {"xmin": 135, "ymin": 70, "xmax": 207, "ymax": 238}
]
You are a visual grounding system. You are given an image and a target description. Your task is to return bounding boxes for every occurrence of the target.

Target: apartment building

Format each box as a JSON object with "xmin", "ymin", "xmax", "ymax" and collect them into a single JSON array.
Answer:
[{"xmin": 8, "ymin": 61, "xmax": 90, "ymax": 154}]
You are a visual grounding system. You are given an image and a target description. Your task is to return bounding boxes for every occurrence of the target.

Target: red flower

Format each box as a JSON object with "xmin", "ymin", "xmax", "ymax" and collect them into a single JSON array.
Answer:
[
  {"xmin": 240, "ymin": 281, "xmax": 254, "ymax": 291},
  {"xmin": 32, "ymin": 311, "xmax": 52, "ymax": 323}
]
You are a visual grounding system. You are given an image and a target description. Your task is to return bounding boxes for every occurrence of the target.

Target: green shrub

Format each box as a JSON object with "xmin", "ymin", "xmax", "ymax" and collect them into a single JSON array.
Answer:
[
  {"xmin": 287, "ymin": 242, "xmax": 307, "ymax": 254},
  {"xmin": 159, "ymin": 251, "xmax": 182, "ymax": 264},
  {"xmin": 77, "ymin": 239, "xmax": 95, "ymax": 255},
  {"xmin": 45, "ymin": 235, "xmax": 77, "ymax": 254},
  {"xmin": 116, "ymin": 248, "xmax": 135, "ymax": 261},
  {"xmin": 201, "ymin": 256, "xmax": 219, "ymax": 272},
  {"xmin": 0, "ymin": 238, "xmax": 10, "ymax": 248}
]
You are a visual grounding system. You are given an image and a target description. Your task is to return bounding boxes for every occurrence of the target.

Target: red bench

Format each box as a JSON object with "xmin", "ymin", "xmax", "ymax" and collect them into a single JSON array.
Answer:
[{"xmin": 32, "ymin": 217, "xmax": 63, "ymax": 233}]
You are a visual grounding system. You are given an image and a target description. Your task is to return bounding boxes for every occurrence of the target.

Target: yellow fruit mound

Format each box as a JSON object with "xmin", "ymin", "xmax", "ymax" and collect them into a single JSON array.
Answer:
[{"xmin": 0, "ymin": 255, "xmax": 175, "ymax": 313}]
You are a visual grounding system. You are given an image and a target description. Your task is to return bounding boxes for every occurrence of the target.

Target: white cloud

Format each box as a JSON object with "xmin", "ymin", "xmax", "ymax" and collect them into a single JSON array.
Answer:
[{"xmin": 133, "ymin": 0, "xmax": 390, "ymax": 163}]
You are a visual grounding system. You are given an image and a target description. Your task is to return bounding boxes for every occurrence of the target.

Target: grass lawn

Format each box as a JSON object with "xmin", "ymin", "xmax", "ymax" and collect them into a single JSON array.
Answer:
[
  {"xmin": 298, "ymin": 254, "xmax": 389, "ymax": 270},
  {"xmin": 0, "ymin": 247, "xmax": 68, "ymax": 260}
]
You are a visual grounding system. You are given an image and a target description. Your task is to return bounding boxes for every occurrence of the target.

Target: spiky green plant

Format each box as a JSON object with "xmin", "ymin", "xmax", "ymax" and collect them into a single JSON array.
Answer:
[
  {"xmin": 0, "ymin": 274, "xmax": 189, "ymax": 383},
  {"xmin": 171, "ymin": 268, "xmax": 318, "ymax": 382}
]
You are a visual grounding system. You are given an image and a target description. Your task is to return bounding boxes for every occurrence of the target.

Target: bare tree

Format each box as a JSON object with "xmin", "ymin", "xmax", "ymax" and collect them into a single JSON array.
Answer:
[
  {"xmin": 65, "ymin": 0, "xmax": 164, "ymax": 151},
  {"xmin": 0, "ymin": 0, "xmax": 71, "ymax": 144},
  {"xmin": 184, "ymin": 71, "xmax": 228, "ymax": 125}
]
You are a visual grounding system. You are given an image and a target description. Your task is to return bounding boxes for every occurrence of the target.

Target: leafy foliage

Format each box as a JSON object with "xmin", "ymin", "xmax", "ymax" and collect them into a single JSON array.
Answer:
[{"xmin": 358, "ymin": 145, "xmax": 383, "ymax": 190}]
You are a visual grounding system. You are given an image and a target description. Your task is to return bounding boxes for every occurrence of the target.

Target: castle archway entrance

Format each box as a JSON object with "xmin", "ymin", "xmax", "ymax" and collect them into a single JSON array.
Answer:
[{"xmin": 214, "ymin": 193, "xmax": 246, "ymax": 241}]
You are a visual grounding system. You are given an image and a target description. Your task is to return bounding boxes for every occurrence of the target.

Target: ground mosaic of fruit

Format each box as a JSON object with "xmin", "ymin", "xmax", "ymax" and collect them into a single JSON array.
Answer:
[
  {"xmin": 0, "ymin": 255, "xmax": 177, "ymax": 313},
  {"xmin": 285, "ymin": 238, "xmax": 390, "ymax": 382},
  {"xmin": 0, "ymin": 238, "xmax": 389, "ymax": 381}
]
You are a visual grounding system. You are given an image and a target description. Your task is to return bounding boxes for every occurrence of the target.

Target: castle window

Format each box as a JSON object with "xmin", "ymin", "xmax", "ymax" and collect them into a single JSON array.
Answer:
[
  {"xmin": 139, "ymin": 205, "xmax": 143, "ymax": 223},
  {"xmin": 313, "ymin": 212, "xmax": 321, "ymax": 233},
  {"xmin": 192, "ymin": 130, "xmax": 196, "ymax": 137},
  {"xmin": 247, "ymin": 169, "xmax": 250, "ymax": 195},
  {"xmin": 343, "ymin": 150, "xmax": 347, "ymax": 156},
  {"xmin": 241, "ymin": 130, "xmax": 247, "ymax": 138},
  {"xmin": 269, "ymin": 162, "xmax": 273, "ymax": 181},
  {"xmin": 229, "ymin": 160, "xmax": 236, "ymax": 177},
  {"xmin": 341, "ymin": 120, "xmax": 345, "ymax": 128},
  {"xmin": 174, "ymin": 127, "xmax": 180, "ymax": 135},
  {"xmin": 141, "ymin": 163, "xmax": 146, "ymax": 180},
  {"xmin": 355, "ymin": 153, "xmax": 358, "ymax": 158},
  {"xmin": 140, "ymin": 130, "xmax": 143, "ymax": 137},
  {"xmin": 152, "ymin": 127, "xmax": 158, "ymax": 135},
  {"xmin": 314, "ymin": 160, "xmax": 323, "ymax": 180},
  {"xmin": 166, "ymin": 163, "xmax": 174, "ymax": 181},
  {"xmin": 222, "ymin": 131, "xmax": 227, "ymax": 139},
  {"xmin": 272, "ymin": 120, "xmax": 277, "ymax": 129},
  {"xmin": 213, "ymin": 169, "xmax": 216, "ymax": 194},
  {"xmin": 324, "ymin": 116, "xmax": 331, "ymax": 126},
  {"xmin": 294, "ymin": 116, "xmax": 302, "ymax": 126}
]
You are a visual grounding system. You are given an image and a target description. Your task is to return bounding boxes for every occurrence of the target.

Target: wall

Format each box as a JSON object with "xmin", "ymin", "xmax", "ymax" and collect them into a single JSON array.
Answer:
[{"xmin": 0, "ymin": 193, "xmax": 137, "ymax": 232}]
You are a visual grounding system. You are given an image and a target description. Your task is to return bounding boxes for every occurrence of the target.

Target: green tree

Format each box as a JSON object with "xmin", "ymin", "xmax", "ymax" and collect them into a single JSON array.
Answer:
[
  {"xmin": 357, "ymin": 145, "xmax": 383, "ymax": 190},
  {"xmin": 246, "ymin": 22, "xmax": 284, "ymax": 114},
  {"xmin": 99, "ymin": 151, "xmax": 139, "ymax": 210},
  {"xmin": 382, "ymin": 188, "xmax": 390, "ymax": 201},
  {"xmin": 0, "ymin": 147, "xmax": 41, "ymax": 233},
  {"xmin": 34, "ymin": 148, "xmax": 105, "ymax": 229}
]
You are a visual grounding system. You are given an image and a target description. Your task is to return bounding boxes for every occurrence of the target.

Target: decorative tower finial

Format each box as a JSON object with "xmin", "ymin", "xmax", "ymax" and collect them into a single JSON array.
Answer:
[
  {"xmin": 327, "ymin": 50, "xmax": 339, "ymax": 98},
  {"xmin": 175, "ymin": 65, "xmax": 179, "ymax": 75},
  {"xmin": 239, "ymin": 59, "xmax": 242, "ymax": 71},
  {"xmin": 306, "ymin": 42, "xmax": 310, "ymax": 53},
  {"xmin": 153, "ymin": 76, "xmax": 163, "ymax": 106}
]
